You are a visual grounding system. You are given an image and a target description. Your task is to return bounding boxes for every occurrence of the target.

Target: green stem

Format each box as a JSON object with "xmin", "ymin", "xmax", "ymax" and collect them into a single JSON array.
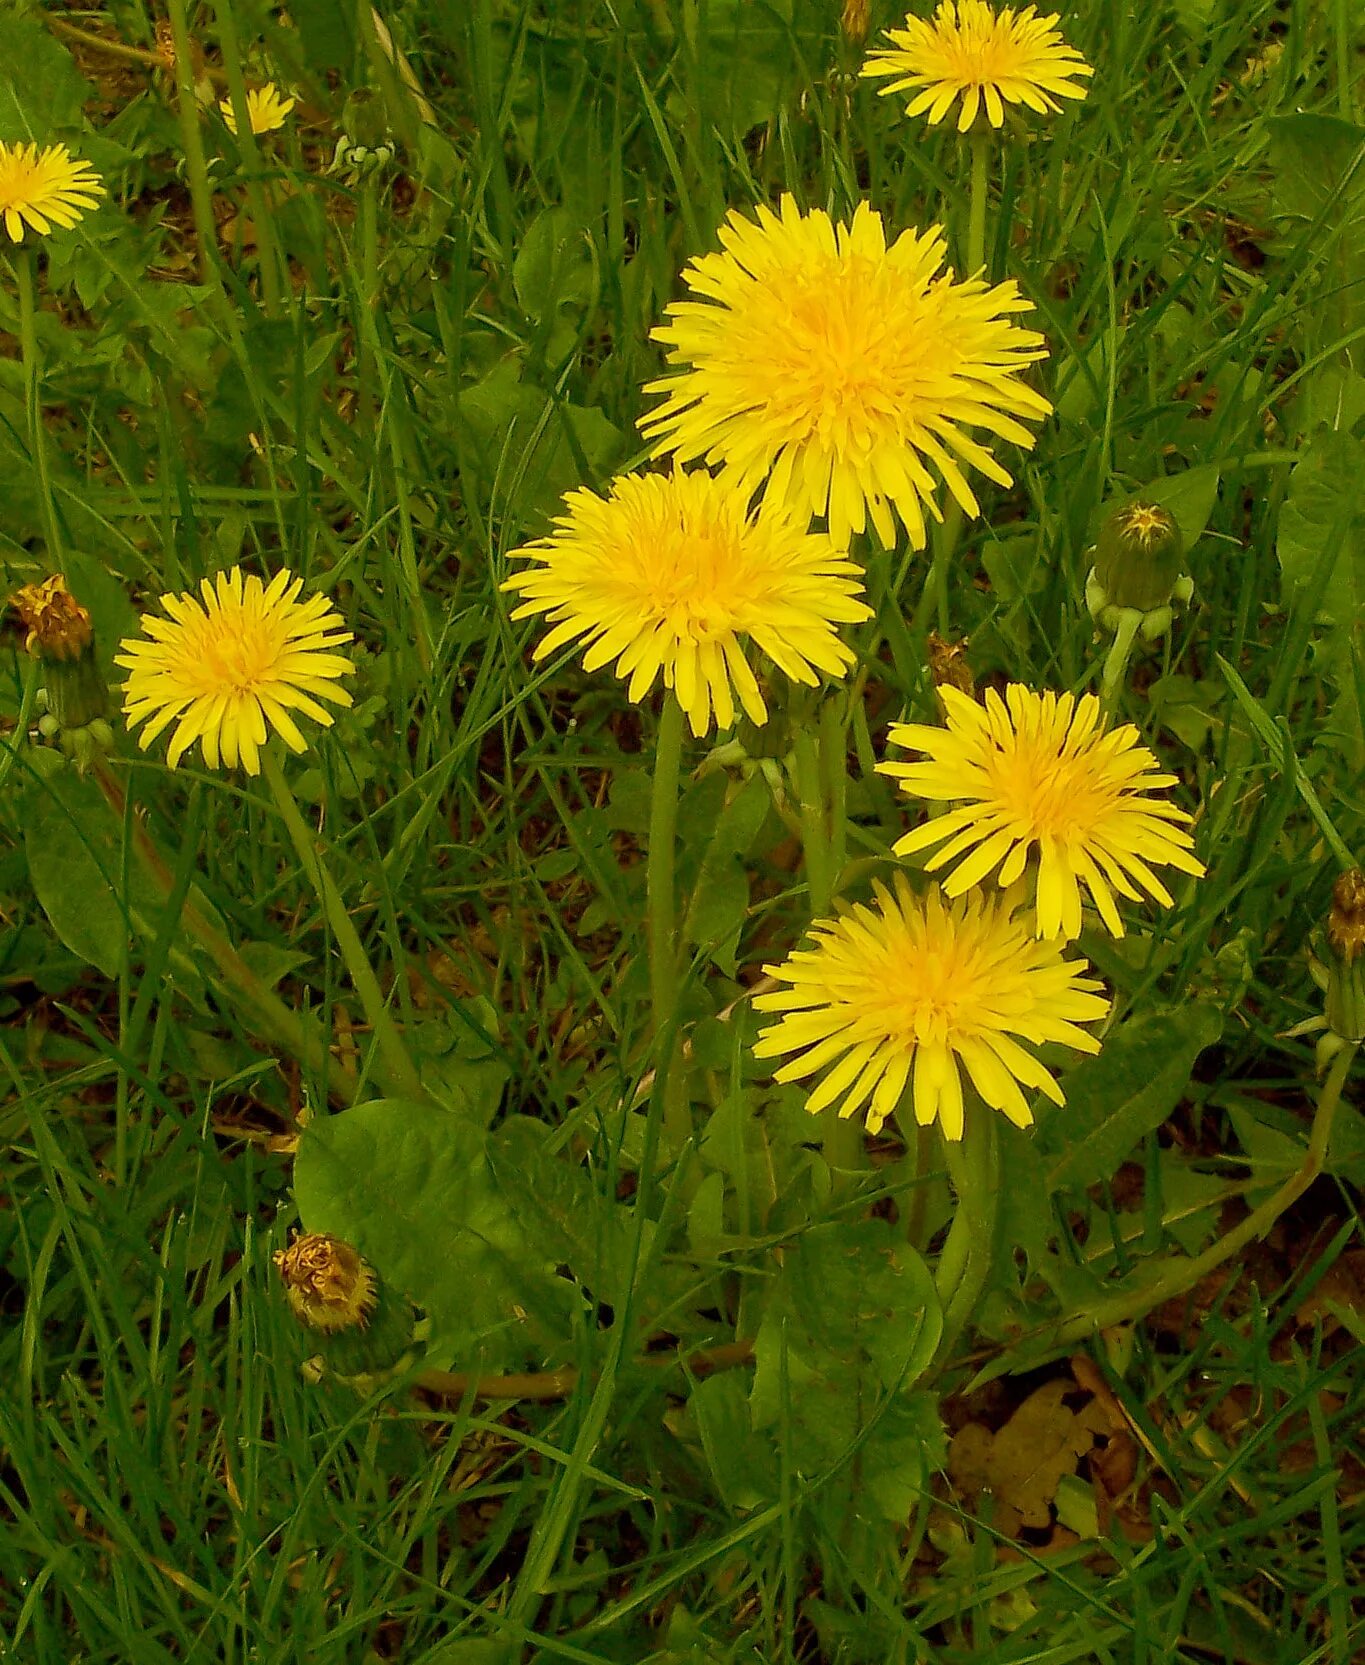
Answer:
[
  {"xmin": 1007, "ymin": 1042, "xmax": 1359, "ymax": 1366},
  {"xmin": 213, "ymin": 0, "xmax": 284, "ymax": 314},
  {"xmin": 933, "ymin": 1112, "xmax": 1000, "ymax": 1369},
  {"xmin": 647, "ymin": 693, "xmax": 691, "ymax": 1146},
  {"xmin": 15, "ymin": 249, "xmax": 64, "ymax": 572},
  {"xmin": 93, "ymin": 762, "xmax": 359, "ymax": 1106},
  {"xmin": 261, "ymin": 747, "xmax": 434, "ymax": 1108},
  {"xmin": 165, "ymin": 0, "xmax": 227, "ymax": 309},
  {"xmin": 967, "ymin": 127, "xmax": 990, "ymax": 276},
  {"xmin": 1100, "ymin": 607, "xmax": 1143, "ymax": 718},
  {"xmin": 915, "ymin": 130, "xmax": 992, "ymax": 636}
]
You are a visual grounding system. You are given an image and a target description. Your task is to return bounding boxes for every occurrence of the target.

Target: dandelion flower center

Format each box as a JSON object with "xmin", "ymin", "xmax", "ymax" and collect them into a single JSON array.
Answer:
[
  {"xmin": 643, "ymin": 197, "xmax": 1051, "ymax": 552},
  {"xmin": 503, "ymin": 468, "xmax": 871, "ymax": 737},
  {"xmin": 882, "ymin": 684, "xmax": 1206, "ymax": 940},
  {"xmin": 753, "ymin": 877, "xmax": 1109, "ymax": 1139}
]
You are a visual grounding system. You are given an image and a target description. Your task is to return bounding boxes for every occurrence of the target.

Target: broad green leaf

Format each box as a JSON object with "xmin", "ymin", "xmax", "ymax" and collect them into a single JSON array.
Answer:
[
  {"xmin": 1266, "ymin": 114, "xmax": 1365, "ymax": 339},
  {"xmin": 1146, "ymin": 464, "xmax": 1220, "ymax": 550},
  {"xmin": 1276, "ymin": 429, "xmax": 1365, "ymax": 758},
  {"xmin": 0, "ymin": 12, "xmax": 90, "ymax": 140},
  {"xmin": 688, "ymin": 1374, "xmax": 777, "ymax": 1512},
  {"xmin": 513, "ymin": 207, "xmax": 596, "ymax": 323},
  {"xmin": 294, "ymin": 1100, "xmax": 573, "ymax": 1371},
  {"xmin": 1039, "ymin": 1003, "xmax": 1223, "ymax": 1192},
  {"xmin": 24, "ymin": 769, "xmax": 129, "ymax": 979}
]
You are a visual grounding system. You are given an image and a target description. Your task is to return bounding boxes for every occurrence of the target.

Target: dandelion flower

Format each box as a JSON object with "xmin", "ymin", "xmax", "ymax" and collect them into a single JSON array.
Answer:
[
  {"xmin": 641, "ymin": 196, "xmax": 1051, "ymax": 551},
  {"xmin": 753, "ymin": 876, "xmax": 1108, "ymax": 1138},
  {"xmin": 0, "ymin": 142, "xmax": 102, "ymax": 243},
  {"xmin": 273, "ymin": 1233, "xmax": 377, "ymax": 1334},
  {"xmin": 861, "ymin": 2, "xmax": 1092, "ymax": 132},
  {"xmin": 882, "ymin": 685, "xmax": 1205, "ymax": 940},
  {"xmin": 117, "ymin": 567, "xmax": 355, "ymax": 774},
  {"xmin": 503, "ymin": 468, "xmax": 872, "ymax": 737},
  {"xmin": 220, "ymin": 82, "xmax": 296, "ymax": 136}
]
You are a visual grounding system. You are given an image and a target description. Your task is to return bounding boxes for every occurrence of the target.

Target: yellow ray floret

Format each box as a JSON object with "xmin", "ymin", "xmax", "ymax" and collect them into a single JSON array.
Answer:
[
  {"xmin": 881, "ymin": 685, "xmax": 1205, "ymax": 940},
  {"xmin": 0, "ymin": 142, "xmax": 103, "ymax": 243},
  {"xmin": 753, "ymin": 876, "xmax": 1109, "ymax": 1139},
  {"xmin": 220, "ymin": 82, "xmax": 296, "ymax": 136},
  {"xmin": 502, "ymin": 467, "xmax": 872, "ymax": 737},
  {"xmin": 641, "ymin": 196, "xmax": 1051, "ymax": 552},
  {"xmin": 117, "ymin": 567, "xmax": 355, "ymax": 775},
  {"xmin": 861, "ymin": 1, "xmax": 1092, "ymax": 132}
]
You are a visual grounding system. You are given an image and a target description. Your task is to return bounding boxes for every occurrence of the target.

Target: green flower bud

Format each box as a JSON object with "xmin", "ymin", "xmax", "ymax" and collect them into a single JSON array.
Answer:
[{"xmin": 1094, "ymin": 500, "xmax": 1185, "ymax": 612}]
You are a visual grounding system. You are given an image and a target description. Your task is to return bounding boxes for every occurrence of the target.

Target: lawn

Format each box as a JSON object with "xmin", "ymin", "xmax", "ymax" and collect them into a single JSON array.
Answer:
[{"xmin": 2, "ymin": 1, "xmax": 1364, "ymax": 1661}]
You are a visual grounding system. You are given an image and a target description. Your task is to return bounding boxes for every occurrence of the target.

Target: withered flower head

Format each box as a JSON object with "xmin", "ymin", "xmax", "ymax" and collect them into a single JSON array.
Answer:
[
  {"xmin": 11, "ymin": 575, "xmax": 93, "ymax": 662},
  {"xmin": 1328, "ymin": 869, "xmax": 1365, "ymax": 967},
  {"xmin": 927, "ymin": 631, "xmax": 975, "ymax": 698},
  {"xmin": 272, "ymin": 1232, "xmax": 377, "ymax": 1334}
]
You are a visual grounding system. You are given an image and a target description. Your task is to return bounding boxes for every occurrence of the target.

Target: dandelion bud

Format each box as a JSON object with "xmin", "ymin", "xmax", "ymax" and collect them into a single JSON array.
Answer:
[
  {"xmin": 273, "ymin": 1231, "xmax": 417, "ymax": 1380},
  {"xmin": 331, "ymin": 89, "xmax": 397, "ymax": 181},
  {"xmin": 1325, "ymin": 869, "xmax": 1365, "ymax": 1048},
  {"xmin": 1085, "ymin": 499, "xmax": 1194, "ymax": 664},
  {"xmin": 1093, "ymin": 500, "xmax": 1185, "ymax": 612},
  {"xmin": 841, "ymin": 0, "xmax": 872, "ymax": 45},
  {"xmin": 11, "ymin": 576, "xmax": 112, "ymax": 763}
]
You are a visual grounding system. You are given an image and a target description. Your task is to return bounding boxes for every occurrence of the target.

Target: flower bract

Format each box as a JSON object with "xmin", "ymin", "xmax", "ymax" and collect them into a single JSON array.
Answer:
[
  {"xmin": 861, "ymin": 2, "xmax": 1092, "ymax": 131},
  {"xmin": 117, "ymin": 567, "xmax": 355, "ymax": 774},
  {"xmin": 0, "ymin": 142, "xmax": 103, "ymax": 242},
  {"xmin": 641, "ymin": 196, "xmax": 1051, "ymax": 551},
  {"xmin": 882, "ymin": 685, "xmax": 1205, "ymax": 940},
  {"xmin": 502, "ymin": 468, "xmax": 872, "ymax": 737},
  {"xmin": 220, "ymin": 82, "xmax": 296, "ymax": 136},
  {"xmin": 753, "ymin": 876, "xmax": 1109, "ymax": 1138}
]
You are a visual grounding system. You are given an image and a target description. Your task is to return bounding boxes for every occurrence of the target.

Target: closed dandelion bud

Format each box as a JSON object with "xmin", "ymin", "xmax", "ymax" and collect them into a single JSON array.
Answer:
[
  {"xmin": 841, "ymin": 0, "xmax": 872, "ymax": 45},
  {"xmin": 11, "ymin": 577, "xmax": 112, "ymax": 764},
  {"xmin": 1325, "ymin": 869, "xmax": 1365, "ymax": 1047},
  {"xmin": 273, "ymin": 1231, "xmax": 417, "ymax": 1378},
  {"xmin": 1092, "ymin": 500, "xmax": 1185, "ymax": 613},
  {"xmin": 331, "ymin": 89, "xmax": 396, "ymax": 180}
]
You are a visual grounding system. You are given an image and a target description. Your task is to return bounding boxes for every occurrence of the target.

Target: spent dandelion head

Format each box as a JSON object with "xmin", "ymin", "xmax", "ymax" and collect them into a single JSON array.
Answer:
[
  {"xmin": 753, "ymin": 875, "xmax": 1109, "ymax": 1139},
  {"xmin": 11, "ymin": 574, "xmax": 93, "ymax": 662},
  {"xmin": 0, "ymin": 142, "xmax": 103, "ymax": 243},
  {"xmin": 641, "ymin": 196, "xmax": 1051, "ymax": 551},
  {"xmin": 116, "ymin": 567, "xmax": 355, "ymax": 774},
  {"xmin": 272, "ymin": 1233, "xmax": 377, "ymax": 1334},
  {"xmin": 881, "ymin": 684, "xmax": 1206, "ymax": 941},
  {"xmin": 502, "ymin": 467, "xmax": 872, "ymax": 737},
  {"xmin": 220, "ymin": 82, "xmax": 296, "ymax": 136},
  {"xmin": 861, "ymin": 1, "xmax": 1092, "ymax": 132}
]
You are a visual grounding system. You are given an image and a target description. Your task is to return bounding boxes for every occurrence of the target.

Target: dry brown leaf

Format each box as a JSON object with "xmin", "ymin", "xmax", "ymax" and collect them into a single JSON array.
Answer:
[{"xmin": 948, "ymin": 1380, "xmax": 1109, "ymax": 1532}]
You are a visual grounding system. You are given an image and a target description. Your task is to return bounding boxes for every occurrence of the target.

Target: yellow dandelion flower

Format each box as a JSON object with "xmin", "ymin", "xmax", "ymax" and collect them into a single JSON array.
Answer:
[
  {"xmin": 0, "ymin": 142, "xmax": 103, "ymax": 243},
  {"xmin": 116, "ymin": 567, "xmax": 355, "ymax": 775},
  {"xmin": 881, "ymin": 685, "xmax": 1206, "ymax": 941},
  {"xmin": 502, "ymin": 468, "xmax": 872, "ymax": 737},
  {"xmin": 219, "ymin": 82, "xmax": 296, "ymax": 136},
  {"xmin": 753, "ymin": 876, "xmax": 1109, "ymax": 1139},
  {"xmin": 641, "ymin": 196, "xmax": 1051, "ymax": 551},
  {"xmin": 861, "ymin": 2, "xmax": 1092, "ymax": 132}
]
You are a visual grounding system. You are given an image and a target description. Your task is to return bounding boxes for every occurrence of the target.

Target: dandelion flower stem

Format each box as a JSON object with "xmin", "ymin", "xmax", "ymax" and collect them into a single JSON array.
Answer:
[
  {"xmin": 647, "ymin": 692, "xmax": 692, "ymax": 1146},
  {"xmin": 261, "ymin": 747, "xmax": 435, "ymax": 1109},
  {"xmin": 917, "ymin": 130, "xmax": 994, "ymax": 636},
  {"xmin": 934, "ymin": 1110, "xmax": 1000, "ymax": 1366},
  {"xmin": 1100, "ymin": 606, "xmax": 1143, "ymax": 719},
  {"xmin": 92, "ymin": 761, "xmax": 360, "ymax": 1106},
  {"xmin": 15, "ymin": 249, "xmax": 64, "ymax": 573}
]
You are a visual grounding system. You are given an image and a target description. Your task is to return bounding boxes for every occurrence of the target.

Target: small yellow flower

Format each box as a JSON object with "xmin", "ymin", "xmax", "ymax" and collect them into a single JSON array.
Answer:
[
  {"xmin": 116, "ymin": 567, "xmax": 355, "ymax": 774},
  {"xmin": 642, "ymin": 196, "xmax": 1051, "ymax": 551},
  {"xmin": 861, "ymin": 1, "xmax": 1092, "ymax": 131},
  {"xmin": 0, "ymin": 142, "xmax": 103, "ymax": 243},
  {"xmin": 503, "ymin": 467, "xmax": 872, "ymax": 737},
  {"xmin": 219, "ymin": 82, "xmax": 296, "ymax": 136},
  {"xmin": 753, "ymin": 876, "xmax": 1109, "ymax": 1139},
  {"xmin": 881, "ymin": 685, "xmax": 1205, "ymax": 940},
  {"xmin": 273, "ymin": 1233, "xmax": 377, "ymax": 1334}
]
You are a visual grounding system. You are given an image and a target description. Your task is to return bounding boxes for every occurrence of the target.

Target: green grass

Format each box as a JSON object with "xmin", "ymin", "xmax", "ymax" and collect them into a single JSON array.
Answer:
[{"xmin": 2, "ymin": 0, "xmax": 1365, "ymax": 1659}]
